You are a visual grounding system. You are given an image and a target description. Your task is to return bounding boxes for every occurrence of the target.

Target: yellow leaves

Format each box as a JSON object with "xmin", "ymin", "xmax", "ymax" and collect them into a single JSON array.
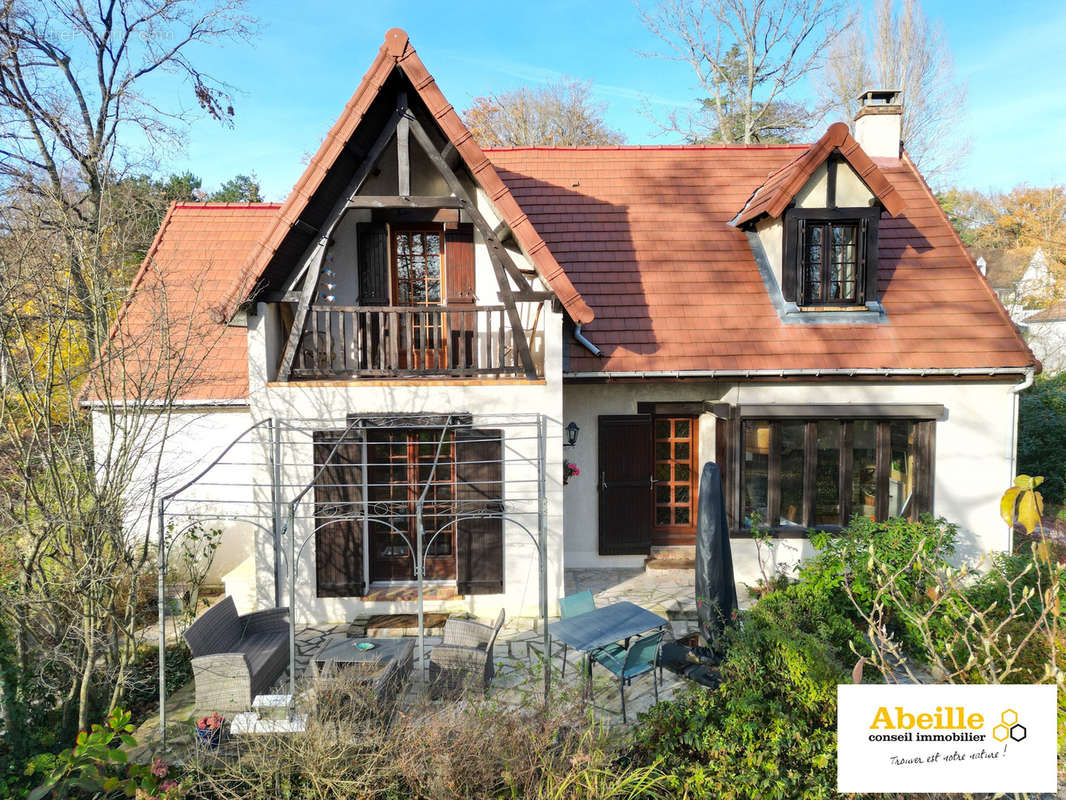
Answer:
[{"xmin": 1001, "ymin": 476, "xmax": 1045, "ymax": 534}]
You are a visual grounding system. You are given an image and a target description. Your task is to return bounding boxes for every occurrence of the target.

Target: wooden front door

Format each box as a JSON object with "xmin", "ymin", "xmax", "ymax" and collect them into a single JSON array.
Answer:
[
  {"xmin": 367, "ymin": 428, "xmax": 456, "ymax": 582},
  {"xmin": 597, "ymin": 415, "xmax": 653, "ymax": 555}
]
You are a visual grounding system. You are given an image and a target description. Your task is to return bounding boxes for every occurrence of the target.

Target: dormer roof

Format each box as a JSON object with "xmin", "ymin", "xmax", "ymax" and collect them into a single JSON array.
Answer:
[{"xmin": 734, "ymin": 122, "xmax": 907, "ymax": 226}]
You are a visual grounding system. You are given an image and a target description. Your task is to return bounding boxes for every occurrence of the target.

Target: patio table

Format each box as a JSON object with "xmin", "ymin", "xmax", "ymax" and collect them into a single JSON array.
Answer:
[
  {"xmin": 309, "ymin": 636, "xmax": 414, "ymax": 705},
  {"xmin": 547, "ymin": 601, "xmax": 668, "ymax": 692}
]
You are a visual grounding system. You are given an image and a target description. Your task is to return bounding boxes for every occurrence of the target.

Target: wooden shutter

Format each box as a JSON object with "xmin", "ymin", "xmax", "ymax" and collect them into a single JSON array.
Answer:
[
  {"xmin": 313, "ymin": 430, "xmax": 365, "ymax": 597},
  {"xmin": 455, "ymin": 427, "xmax": 504, "ymax": 595},
  {"xmin": 782, "ymin": 213, "xmax": 799, "ymax": 303},
  {"xmin": 598, "ymin": 415, "xmax": 653, "ymax": 555},
  {"xmin": 357, "ymin": 222, "xmax": 389, "ymax": 305},
  {"xmin": 863, "ymin": 214, "xmax": 880, "ymax": 304},
  {"xmin": 445, "ymin": 224, "xmax": 476, "ymax": 369},
  {"xmin": 445, "ymin": 223, "xmax": 475, "ymax": 304}
]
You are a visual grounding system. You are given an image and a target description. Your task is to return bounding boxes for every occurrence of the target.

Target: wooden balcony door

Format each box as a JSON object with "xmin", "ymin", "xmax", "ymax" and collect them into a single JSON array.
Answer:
[{"xmin": 392, "ymin": 227, "xmax": 447, "ymax": 370}]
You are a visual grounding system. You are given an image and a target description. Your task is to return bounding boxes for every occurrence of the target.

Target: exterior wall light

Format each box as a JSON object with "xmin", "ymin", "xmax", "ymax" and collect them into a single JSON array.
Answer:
[{"xmin": 565, "ymin": 421, "xmax": 580, "ymax": 447}]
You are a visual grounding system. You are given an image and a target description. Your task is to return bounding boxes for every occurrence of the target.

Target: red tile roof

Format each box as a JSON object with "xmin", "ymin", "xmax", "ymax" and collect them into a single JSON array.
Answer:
[
  {"xmin": 485, "ymin": 146, "xmax": 1036, "ymax": 375},
  {"xmin": 220, "ymin": 28, "xmax": 593, "ymax": 325},
  {"xmin": 89, "ymin": 202, "xmax": 279, "ymax": 403},
  {"xmin": 734, "ymin": 122, "xmax": 905, "ymax": 226}
]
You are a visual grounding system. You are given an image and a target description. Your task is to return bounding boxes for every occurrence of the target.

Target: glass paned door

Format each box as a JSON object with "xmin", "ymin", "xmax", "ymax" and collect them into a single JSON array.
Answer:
[
  {"xmin": 367, "ymin": 429, "xmax": 456, "ymax": 582},
  {"xmin": 393, "ymin": 228, "xmax": 446, "ymax": 370}
]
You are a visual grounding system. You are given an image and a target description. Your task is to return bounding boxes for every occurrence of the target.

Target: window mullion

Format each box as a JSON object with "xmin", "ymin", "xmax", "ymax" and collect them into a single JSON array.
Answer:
[
  {"xmin": 802, "ymin": 420, "xmax": 816, "ymax": 528},
  {"xmin": 767, "ymin": 422, "xmax": 781, "ymax": 529},
  {"xmin": 876, "ymin": 422, "xmax": 890, "ymax": 521},
  {"xmin": 839, "ymin": 421, "xmax": 853, "ymax": 527},
  {"xmin": 821, "ymin": 223, "xmax": 831, "ymax": 304}
]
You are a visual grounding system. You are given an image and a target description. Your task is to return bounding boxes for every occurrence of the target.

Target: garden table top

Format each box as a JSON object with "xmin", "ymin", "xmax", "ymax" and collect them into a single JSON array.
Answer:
[
  {"xmin": 546, "ymin": 601, "xmax": 668, "ymax": 653},
  {"xmin": 313, "ymin": 636, "xmax": 415, "ymax": 676}
]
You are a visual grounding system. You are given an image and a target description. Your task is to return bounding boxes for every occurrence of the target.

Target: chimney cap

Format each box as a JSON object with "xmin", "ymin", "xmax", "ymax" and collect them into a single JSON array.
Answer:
[{"xmin": 856, "ymin": 89, "xmax": 903, "ymax": 107}]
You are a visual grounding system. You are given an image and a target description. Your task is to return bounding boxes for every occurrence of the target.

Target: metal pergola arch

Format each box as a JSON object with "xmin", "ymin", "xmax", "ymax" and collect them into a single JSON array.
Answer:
[{"xmin": 155, "ymin": 413, "xmax": 550, "ymax": 749}]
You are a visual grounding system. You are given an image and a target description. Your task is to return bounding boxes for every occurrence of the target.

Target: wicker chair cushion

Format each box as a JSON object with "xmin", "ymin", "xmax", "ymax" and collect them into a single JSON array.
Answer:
[
  {"xmin": 240, "ymin": 632, "xmax": 287, "ymax": 675},
  {"xmin": 183, "ymin": 596, "xmax": 241, "ymax": 657}
]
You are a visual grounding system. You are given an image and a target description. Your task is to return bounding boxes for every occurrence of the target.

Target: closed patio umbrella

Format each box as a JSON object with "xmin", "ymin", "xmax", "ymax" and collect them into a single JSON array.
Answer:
[{"xmin": 694, "ymin": 462, "xmax": 737, "ymax": 646}]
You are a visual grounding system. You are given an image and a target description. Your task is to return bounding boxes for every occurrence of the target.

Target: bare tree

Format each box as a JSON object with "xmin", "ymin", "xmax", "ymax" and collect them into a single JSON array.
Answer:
[
  {"xmin": 817, "ymin": 0, "xmax": 967, "ymax": 178},
  {"xmin": 638, "ymin": 0, "xmax": 845, "ymax": 143},
  {"xmin": 461, "ymin": 78, "xmax": 625, "ymax": 147},
  {"xmin": 0, "ymin": 0, "xmax": 254, "ymax": 359},
  {"xmin": 0, "ymin": 183, "xmax": 240, "ymax": 735}
]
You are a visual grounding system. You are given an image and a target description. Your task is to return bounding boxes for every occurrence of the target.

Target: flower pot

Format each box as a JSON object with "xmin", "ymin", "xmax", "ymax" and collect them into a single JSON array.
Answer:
[{"xmin": 196, "ymin": 725, "xmax": 223, "ymax": 749}]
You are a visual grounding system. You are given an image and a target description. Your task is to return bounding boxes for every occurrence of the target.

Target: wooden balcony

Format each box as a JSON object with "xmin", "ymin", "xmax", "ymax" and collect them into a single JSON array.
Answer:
[{"xmin": 291, "ymin": 305, "xmax": 539, "ymax": 380}]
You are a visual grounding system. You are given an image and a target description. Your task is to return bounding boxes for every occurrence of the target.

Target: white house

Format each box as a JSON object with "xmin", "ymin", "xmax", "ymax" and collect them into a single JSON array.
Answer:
[{"xmin": 92, "ymin": 30, "xmax": 1037, "ymax": 623}]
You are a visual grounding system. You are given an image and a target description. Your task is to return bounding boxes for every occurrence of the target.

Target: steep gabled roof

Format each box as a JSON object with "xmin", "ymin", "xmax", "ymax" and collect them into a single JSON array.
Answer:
[
  {"xmin": 487, "ymin": 145, "xmax": 1035, "ymax": 375},
  {"xmin": 88, "ymin": 202, "xmax": 280, "ymax": 403},
  {"xmin": 219, "ymin": 28, "xmax": 593, "ymax": 324},
  {"xmin": 734, "ymin": 122, "xmax": 906, "ymax": 226}
]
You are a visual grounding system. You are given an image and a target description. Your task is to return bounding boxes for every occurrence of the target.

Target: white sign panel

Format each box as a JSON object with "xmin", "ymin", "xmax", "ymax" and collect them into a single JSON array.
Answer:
[{"xmin": 838, "ymin": 684, "xmax": 1057, "ymax": 793}]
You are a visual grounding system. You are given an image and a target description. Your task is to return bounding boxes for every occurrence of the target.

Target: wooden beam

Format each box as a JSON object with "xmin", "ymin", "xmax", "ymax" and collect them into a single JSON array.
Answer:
[
  {"xmin": 406, "ymin": 116, "xmax": 539, "ymax": 379},
  {"xmin": 345, "ymin": 195, "xmax": 463, "ymax": 209},
  {"xmin": 277, "ymin": 102, "xmax": 406, "ymax": 380},
  {"xmin": 261, "ymin": 290, "xmax": 301, "ymax": 303},
  {"xmin": 442, "ymin": 141, "xmax": 460, "ymax": 167},
  {"xmin": 397, "ymin": 93, "xmax": 410, "ymax": 196},
  {"xmin": 493, "ymin": 219, "xmax": 513, "ymax": 243}
]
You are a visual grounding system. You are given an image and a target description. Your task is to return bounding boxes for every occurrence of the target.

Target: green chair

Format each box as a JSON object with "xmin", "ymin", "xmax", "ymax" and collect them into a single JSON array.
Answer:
[
  {"xmin": 593, "ymin": 630, "xmax": 664, "ymax": 723},
  {"xmin": 557, "ymin": 590, "xmax": 624, "ymax": 679}
]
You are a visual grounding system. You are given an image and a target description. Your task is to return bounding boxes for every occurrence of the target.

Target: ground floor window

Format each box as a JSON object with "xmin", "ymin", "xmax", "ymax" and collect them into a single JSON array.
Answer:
[
  {"xmin": 740, "ymin": 418, "xmax": 933, "ymax": 531},
  {"xmin": 367, "ymin": 428, "xmax": 455, "ymax": 581},
  {"xmin": 312, "ymin": 424, "xmax": 505, "ymax": 596}
]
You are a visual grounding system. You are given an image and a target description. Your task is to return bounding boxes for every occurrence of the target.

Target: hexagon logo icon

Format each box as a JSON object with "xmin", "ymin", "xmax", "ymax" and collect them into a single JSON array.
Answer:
[
  {"xmin": 993, "ymin": 724, "xmax": 1010, "ymax": 742},
  {"xmin": 1001, "ymin": 709, "xmax": 1018, "ymax": 726},
  {"xmin": 1010, "ymin": 724, "xmax": 1027, "ymax": 742}
]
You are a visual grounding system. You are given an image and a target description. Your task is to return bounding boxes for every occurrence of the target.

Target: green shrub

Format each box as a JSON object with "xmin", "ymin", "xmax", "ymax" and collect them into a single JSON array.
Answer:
[
  {"xmin": 630, "ymin": 594, "xmax": 846, "ymax": 800},
  {"xmin": 1018, "ymin": 373, "xmax": 1066, "ymax": 506}
]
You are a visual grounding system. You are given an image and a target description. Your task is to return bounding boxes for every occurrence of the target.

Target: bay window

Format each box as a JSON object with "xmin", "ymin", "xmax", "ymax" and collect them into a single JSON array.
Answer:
[{"xmin": 740, "ymin": 417, "xmax": 934, "ymax": 531}]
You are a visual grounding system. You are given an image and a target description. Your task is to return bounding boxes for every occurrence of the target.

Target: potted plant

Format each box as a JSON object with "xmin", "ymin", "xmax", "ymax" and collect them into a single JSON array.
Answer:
[{"xmin": 196, "ymin": 712, "xmax": 225, "ymax": 748}]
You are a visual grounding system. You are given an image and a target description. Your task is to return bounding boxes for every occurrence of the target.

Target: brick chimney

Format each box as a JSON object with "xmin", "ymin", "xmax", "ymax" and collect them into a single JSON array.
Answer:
[{"xmin": 854, "ymin": 89, "xmax": 903, "ymax": 159}]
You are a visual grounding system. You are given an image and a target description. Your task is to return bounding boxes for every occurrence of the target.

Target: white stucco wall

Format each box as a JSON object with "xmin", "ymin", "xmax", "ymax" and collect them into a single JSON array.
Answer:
[
  {"xmin": 242, "ymin": 193, "xmax": 566, "ymax": 623},
  {"xmin": 92, "ymin": 406, "xmax": 255, "ymax": 583},
  {"xmin": 562, "ymin": 379, "xmax": 1021, "ymax": 591}
]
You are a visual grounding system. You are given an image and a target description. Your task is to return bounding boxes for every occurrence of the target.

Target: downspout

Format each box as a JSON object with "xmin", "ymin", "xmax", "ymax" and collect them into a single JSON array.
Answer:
[
  {"xmin": 572, "ymin": 324, "xmax": 602, "ymax": 358},
  {"xmin": 1007, "ymin": 367, "xmax": 1036, "ymax": 550}
]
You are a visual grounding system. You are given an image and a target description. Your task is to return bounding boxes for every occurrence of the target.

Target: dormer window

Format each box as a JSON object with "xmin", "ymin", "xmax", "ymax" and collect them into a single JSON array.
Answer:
[
  {"xmin": 800, "ymin": 218, "xmax": 864, "ymax": 306},
  {"xmin": 782, "ymin": 206, "xmax": 881, "ymax": 310}
]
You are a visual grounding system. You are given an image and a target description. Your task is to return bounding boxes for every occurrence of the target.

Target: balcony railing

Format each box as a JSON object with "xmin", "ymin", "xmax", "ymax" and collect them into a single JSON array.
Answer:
[{"xmin": 291, "ymin": 305, "xmax": 536, "ymax": 379}]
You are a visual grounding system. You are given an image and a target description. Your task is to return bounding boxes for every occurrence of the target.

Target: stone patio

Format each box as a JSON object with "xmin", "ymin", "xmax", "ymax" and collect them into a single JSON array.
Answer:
[{"xmin": 137, "ymin": 566, "xmax": 716, "ymax": 759}]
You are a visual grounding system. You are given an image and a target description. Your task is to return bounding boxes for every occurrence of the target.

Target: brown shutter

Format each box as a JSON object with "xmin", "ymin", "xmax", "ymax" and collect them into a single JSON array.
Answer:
[
  {"xmin": 455, "ymin": 427, "xmax": 503, "ymax": 595},
  {"xmin": 313, "ymin": 430, "xmax": 365, "ymax": 597},
  {"xmin": 357, "ymin": 222, "xmax": 389, "ymax": 305},
  {"xmin": 863, "ymin": 213, "xmax": 880, "ymax": 303},
  {"xmin": 598, "ymin": 415, "xmax": 653, "ymax": 555},
  {"xmin": 445, "ymin": 223, "xmax": 475, "ymax": 304},
  {"xmin": 446, "ymin": 224, "xmax": 476, "ymax": 370},
  {"xmin": 782, "ymin": 213, "xmax": 799, "ymax": 302}
]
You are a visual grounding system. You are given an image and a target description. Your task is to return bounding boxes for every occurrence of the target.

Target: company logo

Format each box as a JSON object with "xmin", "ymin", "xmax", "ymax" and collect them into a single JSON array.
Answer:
[
  {"xmin": 992, "ymin": 709, "xmax": 1026, "ymax": 742},
  {"xmin": 837, "ymin": 684, "xmax": 1056, "ymax": 794}
]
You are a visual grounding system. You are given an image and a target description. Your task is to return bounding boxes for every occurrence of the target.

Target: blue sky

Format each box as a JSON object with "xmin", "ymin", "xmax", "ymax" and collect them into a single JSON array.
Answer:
[{"xmin": 157, "ymin": 0, "xmax": 1066, "ymax": 201}]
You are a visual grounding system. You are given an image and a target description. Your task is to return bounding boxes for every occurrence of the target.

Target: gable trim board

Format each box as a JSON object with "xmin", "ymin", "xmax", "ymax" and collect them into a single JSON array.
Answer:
[{"xmin": 219, "ymin": 27, "xmax": 593, "ymax": 327}]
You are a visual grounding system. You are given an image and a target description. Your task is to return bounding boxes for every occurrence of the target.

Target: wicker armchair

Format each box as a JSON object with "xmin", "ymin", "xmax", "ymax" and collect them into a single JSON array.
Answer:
[
  {"xmin": 183, "ymin": 596, "xmax": 290, "ymax": 711},
  {"xmin": 428, "ymin": 609, "xmax": 505, "ymax": 697}
]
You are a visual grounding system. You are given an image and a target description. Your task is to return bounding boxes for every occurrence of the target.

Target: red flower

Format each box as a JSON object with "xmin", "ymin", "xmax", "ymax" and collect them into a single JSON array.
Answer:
[{"xmin": 151, "ymin": 758, "xmax": 168, "ymax": 778}]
